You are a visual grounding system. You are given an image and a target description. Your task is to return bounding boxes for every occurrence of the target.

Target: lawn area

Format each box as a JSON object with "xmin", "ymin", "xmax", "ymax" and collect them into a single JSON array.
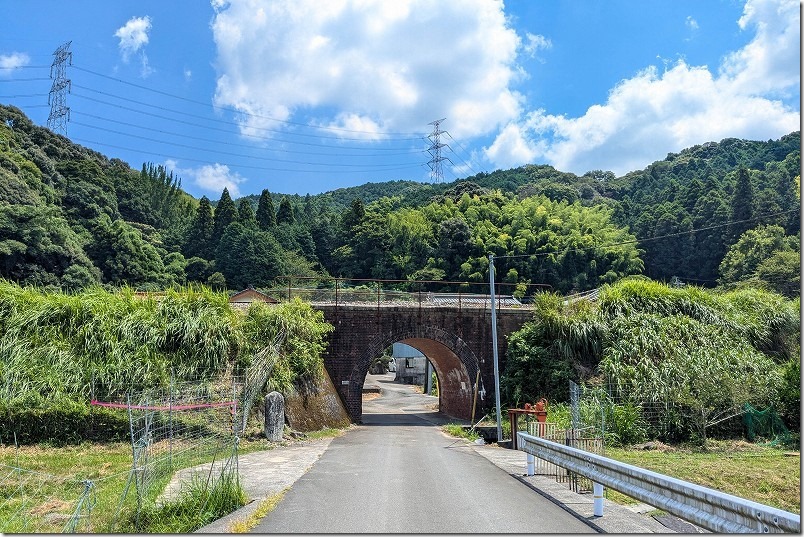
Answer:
[
  {"xmin": 605, "ymin": 440, "xmax": 801, "ymax": 514},
  {"xmin": 0, "ymin": 427, "xmax": 346, "ymax": 533},
  {"xmin": 0, "ymin": 439, "xmax": 242, "ymax": 533}
]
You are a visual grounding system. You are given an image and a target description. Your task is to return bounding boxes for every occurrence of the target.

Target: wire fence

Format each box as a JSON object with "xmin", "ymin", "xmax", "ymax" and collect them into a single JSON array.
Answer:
[
  {"xmin": 102, "ymin": 375, "xmax": 242, "ymax": 531},
  {"xmin": 0, "ymin": 368, "xmax": 271, "ymax": 533},
  {"xmin": 0, "ymin": 462, "xmax": 97, "ymax": 533}
]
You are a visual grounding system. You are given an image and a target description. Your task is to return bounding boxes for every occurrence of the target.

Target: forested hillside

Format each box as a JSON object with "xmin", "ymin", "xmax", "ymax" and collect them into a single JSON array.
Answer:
[{"xmin": 0, "ymin": 104, "xmax": 799, "ymax": 297}]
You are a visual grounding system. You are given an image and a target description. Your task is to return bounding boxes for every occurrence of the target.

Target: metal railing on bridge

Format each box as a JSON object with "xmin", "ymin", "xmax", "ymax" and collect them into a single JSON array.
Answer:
[{"xmin": 266, "ymin": 277, "xmax": 552, "ymax": 312}]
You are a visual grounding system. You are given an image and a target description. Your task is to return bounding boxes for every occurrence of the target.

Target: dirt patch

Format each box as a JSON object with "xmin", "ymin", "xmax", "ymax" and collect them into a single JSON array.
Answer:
[
  {"xmin": 632, "ymin": 441, "xmax": 675, "ymax": 452},
  {"xmin": 362, "ymin": 392, "xmax": 381, "ymax": 402},
  {"xmin": 29, "ymin": 499, "xmax": 71, "ymax": 516}
]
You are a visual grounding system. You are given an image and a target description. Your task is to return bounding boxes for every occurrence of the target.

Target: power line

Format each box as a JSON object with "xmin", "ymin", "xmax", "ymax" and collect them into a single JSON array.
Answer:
[
  {"xmin": 0, "ymin": 78, "xmax": 51, "ymax": 82},
  {"xmin": 70, "ymin": 137, "xmax": 424, "ymax": 175},
  {"xmin": 72, "ymin": 64, "xmax": 426, "ymax": 137},
  {"xmin": 70, "ymin": 120, "xmax": 423, "ymax": 168},
  {"xmin": 492, "ymin": 209, "xmax": 800, "ymax": 260},
  {"xmin": 69, "ymin": 91, "xmax": 426, "ymax": 151},
  {"xmin": 72, "ymin": 111, "xmax": 424, "ymax": 158},
  {"xmin": 444, "ymin": 131, "xmax": 482, "ymax": 177},
  {"xmin": 0, "ymin": 93, "xmax": 50, "ymax": 99}
]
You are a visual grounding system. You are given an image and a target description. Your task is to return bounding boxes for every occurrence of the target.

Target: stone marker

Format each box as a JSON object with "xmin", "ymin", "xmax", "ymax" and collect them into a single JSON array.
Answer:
[{"xmin": 264, "ymin": 391, "xmax": 285, "ymax": 441}]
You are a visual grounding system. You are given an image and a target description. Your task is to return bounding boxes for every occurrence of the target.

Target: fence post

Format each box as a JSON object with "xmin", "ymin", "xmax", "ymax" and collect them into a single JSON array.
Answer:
[{"xmin": 593, "ymin": 482, "xmax": 604, "ymax": 516}]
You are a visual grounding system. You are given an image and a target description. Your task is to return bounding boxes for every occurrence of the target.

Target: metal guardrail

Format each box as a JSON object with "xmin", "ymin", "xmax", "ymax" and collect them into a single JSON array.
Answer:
[
  {"xmin": 260, "ymin": 287, "xmax": 528, "ymax": 311},
  {"xmin": 517, "ymin": 432, "xmax": 801, "ymax": 533},
  {"xmin": 562, "ymin": 287, "xmax": 600, "ymax": 305}
]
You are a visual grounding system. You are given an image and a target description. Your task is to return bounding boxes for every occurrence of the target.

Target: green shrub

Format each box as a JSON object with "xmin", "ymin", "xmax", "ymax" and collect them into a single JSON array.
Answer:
[{"xmin": 0, "ymin": 280, "xmax": 332, "ymax": 444}]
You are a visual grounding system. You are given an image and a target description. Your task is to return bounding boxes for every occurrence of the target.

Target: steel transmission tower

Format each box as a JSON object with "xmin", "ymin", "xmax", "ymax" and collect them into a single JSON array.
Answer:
[
  {"xmin": 47, "ymin": 41, "xmax": 72, "ymax": 135},
  {"xmin": 427, "ymin": 118, "xmax": 452, "ymax": 183}
]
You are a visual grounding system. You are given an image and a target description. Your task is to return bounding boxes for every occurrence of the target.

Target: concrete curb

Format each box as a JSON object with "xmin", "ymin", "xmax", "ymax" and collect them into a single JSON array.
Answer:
[{"xmin": 195, "ymin": 436, "xmax": 334, "ymax": 533}]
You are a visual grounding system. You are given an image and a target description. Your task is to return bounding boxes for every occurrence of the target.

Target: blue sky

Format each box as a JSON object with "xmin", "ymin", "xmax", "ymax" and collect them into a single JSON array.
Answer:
[{"xmin": 0, "ymin": 0, "xmax": 799, "ymax": 199}]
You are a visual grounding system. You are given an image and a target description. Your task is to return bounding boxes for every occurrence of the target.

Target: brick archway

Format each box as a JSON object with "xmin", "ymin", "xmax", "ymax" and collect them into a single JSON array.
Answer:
[
  {"xmin": 317, "ymin": 304, "xmax": 533, "ymax": 423},
  {"xmin": 347, "ymin": 326, "xmax": 479, "ymax": 419}
]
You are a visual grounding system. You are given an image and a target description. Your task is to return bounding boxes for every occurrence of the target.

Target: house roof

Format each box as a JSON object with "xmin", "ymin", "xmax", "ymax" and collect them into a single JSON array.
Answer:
[{"xmin": 228, "ymin": 287, "xmax": 279, "ymax": 303}]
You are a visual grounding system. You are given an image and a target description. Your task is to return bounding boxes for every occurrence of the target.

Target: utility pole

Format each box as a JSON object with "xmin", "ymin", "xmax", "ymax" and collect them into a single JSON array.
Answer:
[
  {"xmin": 47, "ymin": 41, "xmax": 72, "ymax": 135},
  {"xmin": 427, "ymin": 118, "xmax": 451, "ymax": 183},
  {"xmin": 488, "ymin": 254, "xmax": 503, "ymax": 443}
]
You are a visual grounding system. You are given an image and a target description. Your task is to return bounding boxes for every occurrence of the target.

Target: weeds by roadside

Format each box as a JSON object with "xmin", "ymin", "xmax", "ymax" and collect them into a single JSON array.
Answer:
[{"xmin": 229, "ymin": 489, "xmax": 288, "ymax": 533}]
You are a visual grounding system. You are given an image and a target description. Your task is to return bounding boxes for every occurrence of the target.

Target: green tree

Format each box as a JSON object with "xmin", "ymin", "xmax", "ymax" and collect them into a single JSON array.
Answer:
[
  {"xmin": 341, "ymin": 197, "xmax": 365, "ymax": 232},
  {"xmin": 276, "ymin": 196, "xmax": 295, "ymax": 225},
  {"xmin": 184, "ymin": 196, "xmax": 214, "ymax": 260},
  {"xmin": 238, "ymin": 198, "xmax": 257, "ymax": 228},
  {"xmin": 0, "ymin": 203, "xmax": 100, "ymax": 289},
  {"xmin": 719, "ymin": 224, "xmax": 796, "ymax": 285},
  {"xmin": 727, "ymin": 168, "xmax": 755, "ymax": 244},
  {"xmin": 755, "ymin": 250, "xmax": 800, "ymax": 298},
  {"xmin": 255, "ymin": 189, "xmax": 276, "ymax": 229},
  {"xmin": 215, "ymin": 222, "xmax": 284, "ymax": 290},
  {"xmin": 87, "ymin": 216, "xmax": 166, "ymax": 288},
  {"xmin": 212, "ymin": 188, "xmax": 238, "ymax": 244}
]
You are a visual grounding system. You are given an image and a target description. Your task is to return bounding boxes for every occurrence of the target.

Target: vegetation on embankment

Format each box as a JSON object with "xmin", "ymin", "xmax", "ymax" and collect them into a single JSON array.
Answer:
[
  {"xmin": 0, "ymin": 279, "xmax": 332, "ymax": 444},
  {"xmin": 502, "ymin": 278, "xmax": 800, "ymax": 444},
  {"xmin": 606, "ymin": 441, "xmax": 800, "ymax": 514}
]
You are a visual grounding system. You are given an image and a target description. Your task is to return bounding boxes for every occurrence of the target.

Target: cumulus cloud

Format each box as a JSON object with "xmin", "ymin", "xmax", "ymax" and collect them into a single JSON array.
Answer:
[
  {"xmin": 166, "ymin": 160, "xmax": 245, "ymax": 197},
  {"xmin": 210, "ymin": 0, "xmax": 522, "ymax": 139},
  {"xmin": 0, "ymin": 52, "xmax": 30, "ymax": 74},
  {"xmin": 115, "ymin": 16, "xmax": 153, "ymax": 77},
  {"xmin": 483, "ymin": 0, "xmax": 800, "ymax": 176}
]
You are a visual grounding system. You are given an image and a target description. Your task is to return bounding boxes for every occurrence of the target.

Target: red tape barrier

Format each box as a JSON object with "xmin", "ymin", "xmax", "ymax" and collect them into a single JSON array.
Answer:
[{"xmin": 91, "ymin": 400, "xmax": 237, "ymax": 412}]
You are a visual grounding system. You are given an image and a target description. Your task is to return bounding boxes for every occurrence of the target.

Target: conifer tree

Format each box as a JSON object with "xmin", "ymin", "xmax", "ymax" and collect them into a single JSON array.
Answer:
[
  {"xmin": 212, "ymin": 188, "xmax": 238, "ymax": 244},
  {"xmin": 238, "ymin": 198, "xmax": 257, "ymax": 228},
  {"xmin": 276, "ymin": 196, "xmax": 295, "ymax": 225},
  {"xmin": 727, "ymin": 168, "xmax": 755, "ymax": 244},
  {"xmin": 184, "ymin": 196, "xmax": 214, "ymax": 259},
  {"xmin": 255, "ymin": 189, "xmax": 276, "ymax": 229}
]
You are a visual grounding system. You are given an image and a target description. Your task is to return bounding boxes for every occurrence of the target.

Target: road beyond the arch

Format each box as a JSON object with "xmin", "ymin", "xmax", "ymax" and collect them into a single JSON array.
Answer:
[{"xmin": 251, "ymin": 374, "xmax": 595, "ymax": 533}]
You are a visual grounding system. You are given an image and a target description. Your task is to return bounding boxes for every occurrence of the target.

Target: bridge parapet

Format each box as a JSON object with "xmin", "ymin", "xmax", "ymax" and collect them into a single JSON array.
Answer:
[{"xmin": 260, "ymin": 276, "xmax": 547, "ymax": 314}]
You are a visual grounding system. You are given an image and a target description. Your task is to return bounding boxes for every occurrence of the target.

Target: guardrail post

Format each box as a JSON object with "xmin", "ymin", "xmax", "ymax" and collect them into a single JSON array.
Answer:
[
  {"xmin": 526, "ymin": 453, "xmax": 535, "ymax": 476},
  {"xmin": 593, "ymin": 482, "xmax": 604, "ymax": 517}
]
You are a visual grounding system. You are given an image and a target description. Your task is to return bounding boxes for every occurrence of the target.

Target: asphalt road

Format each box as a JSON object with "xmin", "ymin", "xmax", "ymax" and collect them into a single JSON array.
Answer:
[{"xmin": 252, "ymin": 375, "xmax": 595, "ymax": 533}]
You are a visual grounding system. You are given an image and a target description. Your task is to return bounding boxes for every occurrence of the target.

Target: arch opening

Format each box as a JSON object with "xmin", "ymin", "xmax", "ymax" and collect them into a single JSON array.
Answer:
[{"xmin": 349, "ymin": 328, "xmax": 479, "ymax": 422}]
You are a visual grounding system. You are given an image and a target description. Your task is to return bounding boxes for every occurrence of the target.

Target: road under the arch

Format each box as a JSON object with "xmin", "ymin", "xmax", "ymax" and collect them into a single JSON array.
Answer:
[{"xmin": 251, "ymin": 375, "xmax": 595, "ymax": 534}]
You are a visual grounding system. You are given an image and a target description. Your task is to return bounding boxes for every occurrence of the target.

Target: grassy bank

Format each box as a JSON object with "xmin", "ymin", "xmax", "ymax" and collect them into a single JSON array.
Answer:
[
  {"xmin": 441, "ymin": 426, "xmax": 800, "ymax": 514},
  {"xmin": 606, "ymin": 441, "xmax": 800, "ymax": 514}
]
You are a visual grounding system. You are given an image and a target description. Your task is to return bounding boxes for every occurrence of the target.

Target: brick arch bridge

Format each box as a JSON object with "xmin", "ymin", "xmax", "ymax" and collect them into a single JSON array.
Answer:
[{"xmin": 315, "ymin": 303, "xmax": 533, "ymax": 423}]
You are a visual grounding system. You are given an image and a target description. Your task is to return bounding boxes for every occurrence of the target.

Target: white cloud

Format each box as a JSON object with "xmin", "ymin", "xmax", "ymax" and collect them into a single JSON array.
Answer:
[
  {"xmin": 115, "ymin": 16, "xmax": 153, "ymax": 78},
  {"xmin": 685, "ymin": 16, "xmax": 699, "ymax": 31},
  {"xmin": 115, "ymin": 16, "xmax": 151, "ymax": 61},
  {"xmin": 210, "ymin": 0, "xmax": 522, "ymax": 139},
  {"xmin": 166, "ymin": 160, "xmax": 245, "ymax": 197},
  {"xmin": 720, "ymin": 0, "xmax": 799, "ymax": 97},
  {"xmin": 483, "ymin": 0, "xmax": 800, "ymax": 176},
  {"xmin": 0, "ymin": 52, "xmax": 30, "ymax": 74},
  {"xmin": 523, "ymin": 33, "xmax": 552, "ymax": 59}
]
